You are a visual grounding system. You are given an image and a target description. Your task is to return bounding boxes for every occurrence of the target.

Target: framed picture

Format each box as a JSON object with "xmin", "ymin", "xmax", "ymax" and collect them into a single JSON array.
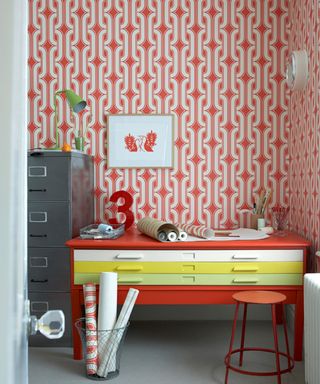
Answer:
[{"xmin": 107, "ymin": 114, "xmax": 174, "ymax": 168}]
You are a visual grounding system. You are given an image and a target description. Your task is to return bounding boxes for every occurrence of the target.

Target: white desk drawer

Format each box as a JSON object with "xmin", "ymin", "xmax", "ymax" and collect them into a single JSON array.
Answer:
[{"xmin": 74, "ymin": 249, "xmax": 303, "ymax": 262}]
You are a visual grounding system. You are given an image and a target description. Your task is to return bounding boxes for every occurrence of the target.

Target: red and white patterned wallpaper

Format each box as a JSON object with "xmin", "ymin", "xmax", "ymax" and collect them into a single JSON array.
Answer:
[
  {"xmin": 28, "ymin": 0, "xmax": 290, "ymax": 227},
  {"xmin": 289, "ymin": 0, "xmax": 320, "ymax": 262}
]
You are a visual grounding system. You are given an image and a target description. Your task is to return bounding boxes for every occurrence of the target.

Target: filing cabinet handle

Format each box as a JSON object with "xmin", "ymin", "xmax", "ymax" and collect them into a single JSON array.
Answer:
[
  {"xmin": 30, "ymin": 234, "xmax": 47, "ymax": 238},
  {"xmin": 31, "ymin": 279, "xmax": 48, "ymax": 283},
  {"xmin": 30, "ymin": 152, "xmax": 44, "ymax": 156},
  {"xmin": 116, "ymin": 265, "xmax": 143, "ymax": 271},
  {"xmin": 232, "ymin": 278, "xmax": 259, "ymax": 284},
  {"xmin": 29, "ymin": 189, "xmax": 47, "ymax": 192}
]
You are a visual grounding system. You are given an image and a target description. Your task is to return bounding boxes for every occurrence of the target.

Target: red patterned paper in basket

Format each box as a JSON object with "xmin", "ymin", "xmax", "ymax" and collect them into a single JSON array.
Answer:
[{"xmin": 83, "ymin": 283, "xmax": 98, "ymax": 375}]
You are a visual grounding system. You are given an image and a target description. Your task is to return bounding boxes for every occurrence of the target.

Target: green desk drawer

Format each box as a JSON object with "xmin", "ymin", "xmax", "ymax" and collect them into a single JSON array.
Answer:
[
  {"xmin": 74, "ymin": 261, "xmax": 303, "ymax": 274},
  {"xmin": 74, "ymin": 273, "xmax": 302, "ymax": 286}
]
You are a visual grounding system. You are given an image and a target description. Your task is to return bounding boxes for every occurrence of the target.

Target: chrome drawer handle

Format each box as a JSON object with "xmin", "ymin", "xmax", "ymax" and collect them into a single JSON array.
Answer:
[
  {"xmin": 115, "ymin": 254, "xmax": 144, "ymax": 259},
  {"xmin": 232, "ymin": 255, "xmax": 258, "ymax": 260},
  {"xmin": 232, "ymin": 278, "xmax": 259, "ymax": 284}
]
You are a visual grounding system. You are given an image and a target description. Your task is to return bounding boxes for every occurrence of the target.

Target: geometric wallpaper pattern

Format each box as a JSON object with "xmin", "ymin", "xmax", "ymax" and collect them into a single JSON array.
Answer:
[
  {"xmin": 289, "ymin": 0, "xmax": 320, "ymax": 265},
  {"xmin": 28, "ymin": 0, "xmax": 290, "ymax": 228}
]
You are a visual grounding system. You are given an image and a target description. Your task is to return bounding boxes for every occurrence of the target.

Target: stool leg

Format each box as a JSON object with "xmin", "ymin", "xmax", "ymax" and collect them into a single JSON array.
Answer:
[
  {"xmin": 282, "ymin": 303, "xmax": 293, "ymax": 372},
  {"xmin": 225, "ymin": 302, "xmax": 240, "ymax": 384},
  {"xmin": 239, "ymin": 303, "xmax": 247, "ymax": 367},
  {"xmin": 271, "ymin": 304, "xmax": 282, "ymax": 384}
]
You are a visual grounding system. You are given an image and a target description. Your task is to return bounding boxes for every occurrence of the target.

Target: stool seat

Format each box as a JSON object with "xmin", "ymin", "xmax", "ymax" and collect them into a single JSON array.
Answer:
[{"xmin": 233, "ymin": 290, "xmax": 286, "ymax": 305}]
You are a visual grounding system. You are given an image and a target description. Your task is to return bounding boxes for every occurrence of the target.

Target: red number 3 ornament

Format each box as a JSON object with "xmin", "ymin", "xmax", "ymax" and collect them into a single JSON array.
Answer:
[{"xmin": 109, "ymin": 190, "xmax": 134, "ymax": 230}]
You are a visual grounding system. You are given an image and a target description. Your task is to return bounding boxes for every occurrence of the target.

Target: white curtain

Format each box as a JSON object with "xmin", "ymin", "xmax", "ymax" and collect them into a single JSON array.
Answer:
[{"xmin": 0, "ymin": 1, "xmax": 28, "ymax": 383}]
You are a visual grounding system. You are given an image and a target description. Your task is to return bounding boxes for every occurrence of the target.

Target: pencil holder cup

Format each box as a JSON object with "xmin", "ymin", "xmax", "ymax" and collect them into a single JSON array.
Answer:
[
  {"xmin": 250, "ymin": 214, "xmax": 264, "ymax": 230},
  {"xmin": 75, "ymin": 318, "xmax": 129, "ymax": 381}
]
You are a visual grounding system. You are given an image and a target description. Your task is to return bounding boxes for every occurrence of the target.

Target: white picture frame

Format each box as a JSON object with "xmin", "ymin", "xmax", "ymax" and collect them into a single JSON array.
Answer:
[{"xmin": 107, "ymin": 114, "xmax": 174, "ymax": 168}]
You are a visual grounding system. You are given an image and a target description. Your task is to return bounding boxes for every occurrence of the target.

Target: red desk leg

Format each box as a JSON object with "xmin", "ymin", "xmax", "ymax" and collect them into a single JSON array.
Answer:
[
  {"xmin": 294, "ymin": 290, "xmax": 304, "ymax": 361},
  {"xmin": 71, "ymin": 289, "xmax": 83, "ymax": 360}
]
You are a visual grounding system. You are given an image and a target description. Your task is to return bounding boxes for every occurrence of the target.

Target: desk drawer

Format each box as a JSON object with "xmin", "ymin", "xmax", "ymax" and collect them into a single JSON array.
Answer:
[
  {"xmin": 74, "ymin": 261, "xmax": 303, "ymax": 274},
  {"xmin": 28, "ymin": 202, "xmax": 71, "ymax": 247},
  {"xmin": 28, "ymin": 248, "xmax": 70, "ymax": 292},
  {"xmin": 74, "ymin": 249, "xmax": 303, "ymax": 262},
  {"xmin": 74, "ymin": 273, "xmax": 303, "ymax": 286}
]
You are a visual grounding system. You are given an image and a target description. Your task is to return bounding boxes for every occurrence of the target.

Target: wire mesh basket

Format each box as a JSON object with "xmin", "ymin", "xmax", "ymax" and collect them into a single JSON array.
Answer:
[{"xmin": 75, "ymin": 318, "xmax": 129, "ymax": 381}]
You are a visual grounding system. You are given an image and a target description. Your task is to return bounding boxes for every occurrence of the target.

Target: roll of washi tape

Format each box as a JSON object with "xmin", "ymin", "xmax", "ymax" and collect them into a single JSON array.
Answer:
[{"xmin": 98, "ymin": 223, "xmax": 113, "ymax": 233}]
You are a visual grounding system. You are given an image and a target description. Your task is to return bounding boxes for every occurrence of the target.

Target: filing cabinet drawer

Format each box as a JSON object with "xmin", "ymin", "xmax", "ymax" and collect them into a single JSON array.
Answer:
[
  {"xmin": 28, "ymin": 202, "xmax": 71, "ymax": 247},
  {"xmin": 28, "ymin": 155, "xmax": 70, "ymax": 201},
  {"xmin": 28, "ymin": 292, "xmax": 72, "ymax": 347},
  {"xmin": 28, "ymin": 248, "xmax": 70, "ymax": 292}
]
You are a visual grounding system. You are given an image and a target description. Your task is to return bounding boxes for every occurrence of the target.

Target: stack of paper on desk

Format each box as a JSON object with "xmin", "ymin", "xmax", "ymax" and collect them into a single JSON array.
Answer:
[{"xmin": 187, "ymin": 228, "xmax": 269, "ymax": 241}]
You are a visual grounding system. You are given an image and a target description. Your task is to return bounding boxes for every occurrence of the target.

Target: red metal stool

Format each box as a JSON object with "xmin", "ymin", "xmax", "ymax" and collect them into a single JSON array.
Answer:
[{"xmin": 224, "ymin": 291, "xmax": 294, "ymax": 384}]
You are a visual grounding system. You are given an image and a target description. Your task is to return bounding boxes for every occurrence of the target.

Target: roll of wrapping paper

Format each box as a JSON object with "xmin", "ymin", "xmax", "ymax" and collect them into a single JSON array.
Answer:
[
  {"xmin": 83, "ymin": 283, "xmax": 98, "ymax": 375},
  {"xmin": 175, "ymin": 223, "xmax": 214, "ymax": 239},
  {"xmin": 137, "ymin": 217, "xmax": 179, "ymax": 242},
  {"xmin": 97, "ymin": 288, "xmax": 139, "ymax": 377},
  {"xmin": 98, "ymin": 272, "xmax": 117, "ymax": 372}
]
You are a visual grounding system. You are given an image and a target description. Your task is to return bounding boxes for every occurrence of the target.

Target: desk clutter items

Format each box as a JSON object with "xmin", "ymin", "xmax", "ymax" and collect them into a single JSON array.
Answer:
[
  {"xmin": 251, "ymin": 188, "xmax": 272, "ymax": 229},
  {"xmin": 272, "ymin": 205, "xmax": 290, "ymax": 231},
  {"xmin": 80, "ymin": 223, "xmax": 125, "ymax": 239},
  {"xmin": 137, "ymin": 217, "xmax": 187, "ymax": 242},
  {"xmin": 77, "ymin": 273, "xmax": 139, "ymax": 380}
]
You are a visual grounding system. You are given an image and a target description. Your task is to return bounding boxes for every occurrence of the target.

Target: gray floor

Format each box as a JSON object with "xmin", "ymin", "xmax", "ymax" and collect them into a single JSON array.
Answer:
[{"xmin": 29, "ymin": 321, "xmax": 305, "ymax": 384}]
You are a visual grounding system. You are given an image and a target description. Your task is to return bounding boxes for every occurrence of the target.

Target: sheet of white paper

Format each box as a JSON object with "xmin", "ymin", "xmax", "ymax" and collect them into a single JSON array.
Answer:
[{"xmin": 185, "ymin": 228, "xmax": 269, "ymax": 241}]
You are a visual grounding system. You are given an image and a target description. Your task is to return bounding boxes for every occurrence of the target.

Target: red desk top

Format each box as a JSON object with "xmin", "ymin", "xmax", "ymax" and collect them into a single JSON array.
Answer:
[{"xmin": 66, "ymin": 228, "xmax": 310, "ymax": 250}]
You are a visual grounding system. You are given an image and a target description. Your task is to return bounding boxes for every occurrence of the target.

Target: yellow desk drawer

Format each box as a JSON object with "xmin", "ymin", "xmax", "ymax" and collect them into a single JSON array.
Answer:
[
  {"xmin": 74, "ymin": 261, "xmax": 303, "ymax": 274},
  {"xmin": 74, "ymin": 273, "xmax": 303, "ymax": 286}
]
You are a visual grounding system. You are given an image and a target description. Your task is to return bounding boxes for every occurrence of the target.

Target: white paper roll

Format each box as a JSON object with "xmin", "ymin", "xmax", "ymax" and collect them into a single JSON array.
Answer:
[
  {"xmin": 178, "ymin": 231, "xmax": 188, "ymax": 241},
  {"xmin": 167, "ymin": 231, "xmax": 178, "ymax": 241},
  {"xmin": 98, "ymin": 272, "xmax": 118, "ymax": 332},
  {"xmin": 98, "ymin": 272, "xmax": 118, "ymax": 372}
]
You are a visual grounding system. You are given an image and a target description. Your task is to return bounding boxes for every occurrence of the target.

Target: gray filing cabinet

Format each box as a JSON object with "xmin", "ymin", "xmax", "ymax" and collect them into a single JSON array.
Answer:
[{"xmin": 28, "ymin": 151, "xmax": 94, "ymax": 346}]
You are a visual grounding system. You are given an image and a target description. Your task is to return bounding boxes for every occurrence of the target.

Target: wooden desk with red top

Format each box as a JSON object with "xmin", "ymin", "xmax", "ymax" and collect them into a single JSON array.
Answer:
[{"xmin": 66, "ymin": 229, "xmax": 309, "ymax": 361}]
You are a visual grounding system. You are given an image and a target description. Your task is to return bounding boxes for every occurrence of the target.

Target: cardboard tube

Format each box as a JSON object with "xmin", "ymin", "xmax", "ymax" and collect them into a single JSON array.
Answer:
[{"xmin": 137, "ymin": 218, "xmax": 179, "ymax": 242}]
